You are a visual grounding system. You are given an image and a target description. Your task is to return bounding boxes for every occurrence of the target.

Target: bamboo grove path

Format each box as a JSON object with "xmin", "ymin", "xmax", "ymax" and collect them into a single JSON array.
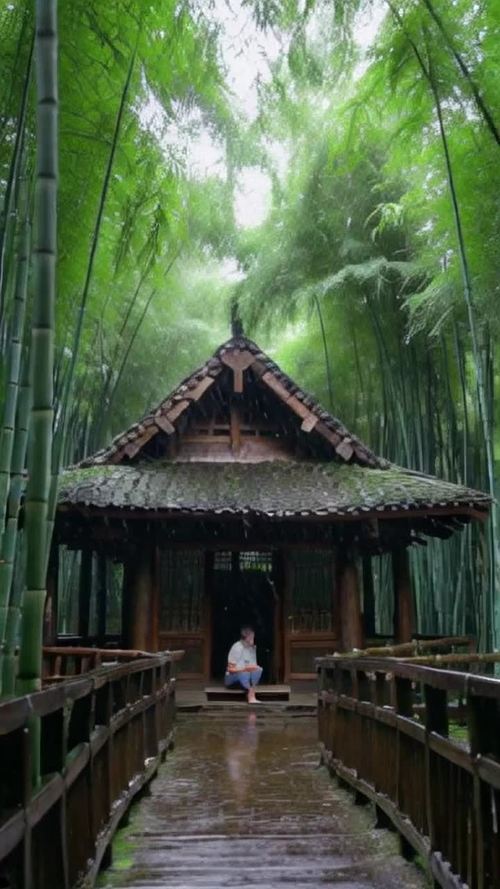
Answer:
[{"xmin": 98, "ymin": 712, "xmax": 427, "ymax": 889}]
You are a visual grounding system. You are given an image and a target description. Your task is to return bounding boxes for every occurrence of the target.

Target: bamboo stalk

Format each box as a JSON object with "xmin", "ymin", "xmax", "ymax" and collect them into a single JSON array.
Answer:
[
  {"xmin": 313, "ymin": 293, "xmax": 334, "ymax": 411},
  {"xmin": 357, "ymin": 635, "xmax": 475, "ymax": 657},
  {"xmin": 418, "ymin": 0, "xmax": 500, "ymax": 147},
  {"xmin": 425, "ymin": 51, "xmax": 497, "ymax": 650},
  {"xmin": 0, "ymin": 353, "xmax": 31, "ymax": 695},
  {"xmin": 59, "ymin": 43, "xmax": 137, "ymax": 428},
  {"xmin": 381, "ymin": 0, "xmax": 496, "ymax": 648},
  {"xmin": 0, "ymin": 166, "xmax": 31, "ymax": 661},
  {"xmin": 0, "ymin": 29, "xmax": 34, "ymax": 325},
  {"xmin": 16, "ymin": 0, "xmax": 58, "ymax": 737},
  {"xmin": 401, "ymin": 652, "xmax": 500, "ymax": 666},
  {"xmin": 0, "ymin": 163, "xmax": 31, "ymax": 538},
  {"xmin": 45, "ymin": 42, "xmax": 138, "ymax": 550}
]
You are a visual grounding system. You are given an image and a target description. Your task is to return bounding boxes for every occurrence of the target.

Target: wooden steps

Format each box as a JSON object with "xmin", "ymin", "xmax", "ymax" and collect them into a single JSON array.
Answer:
[{"xmin": 205, "ymin": 684, "xmax": 291, "ymax": 702}]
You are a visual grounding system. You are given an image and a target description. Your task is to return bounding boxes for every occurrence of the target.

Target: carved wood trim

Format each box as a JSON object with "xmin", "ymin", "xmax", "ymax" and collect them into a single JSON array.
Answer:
[{"xmin": 220, "ymin": 349, "xmax": 254, "ymax": 392}]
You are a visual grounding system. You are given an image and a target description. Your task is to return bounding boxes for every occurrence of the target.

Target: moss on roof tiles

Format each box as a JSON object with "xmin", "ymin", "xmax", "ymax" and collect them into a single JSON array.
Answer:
[{"xmin": 58, "ymin": 461, "xmax": 490, "ymax": 517}]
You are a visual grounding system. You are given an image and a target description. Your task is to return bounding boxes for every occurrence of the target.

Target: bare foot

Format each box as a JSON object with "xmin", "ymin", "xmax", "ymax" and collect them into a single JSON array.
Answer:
[{"xmin": 247, "ymin": 691, "xmax": 260, "ymax": 704}]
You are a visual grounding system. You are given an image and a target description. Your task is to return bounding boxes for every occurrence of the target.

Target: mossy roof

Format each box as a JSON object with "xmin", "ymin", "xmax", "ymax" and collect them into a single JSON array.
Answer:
[{"xmin": 58, "ymin": 461, "xmax": 490, "ymax": 519}]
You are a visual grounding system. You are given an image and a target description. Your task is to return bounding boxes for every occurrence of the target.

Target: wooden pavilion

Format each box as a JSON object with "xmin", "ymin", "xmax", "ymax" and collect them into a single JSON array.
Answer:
[{"xmin": 53, "ymin": 336, "xmax": 490, "ymax": 681}]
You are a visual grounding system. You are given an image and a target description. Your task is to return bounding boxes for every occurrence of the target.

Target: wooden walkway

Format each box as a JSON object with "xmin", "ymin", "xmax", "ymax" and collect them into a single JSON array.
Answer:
[{"xmin": 98, "ymin": 712, "xmax": 427, "ymax": 889}]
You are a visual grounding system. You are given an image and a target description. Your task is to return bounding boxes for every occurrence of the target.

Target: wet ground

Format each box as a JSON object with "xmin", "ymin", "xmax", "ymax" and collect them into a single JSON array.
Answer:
[{"xmin": 98, "ymin": 712, "xmax": 429, "ymax": 888}]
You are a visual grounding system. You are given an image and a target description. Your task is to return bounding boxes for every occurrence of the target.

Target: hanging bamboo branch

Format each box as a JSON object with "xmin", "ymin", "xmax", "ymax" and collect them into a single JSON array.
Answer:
[{"xmin": 16, "ymin": 0, "xmax": 58, "ymax": 721}]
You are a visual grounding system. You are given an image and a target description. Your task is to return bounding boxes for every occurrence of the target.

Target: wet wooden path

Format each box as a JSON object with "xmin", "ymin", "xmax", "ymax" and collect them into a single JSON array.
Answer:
[{"xmin": 98, "ymin": 713, "xmax": 428, "ymax": 889}]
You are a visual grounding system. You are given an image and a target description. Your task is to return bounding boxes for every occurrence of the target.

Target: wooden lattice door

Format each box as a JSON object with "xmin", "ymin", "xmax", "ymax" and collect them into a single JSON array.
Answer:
[
  {"xmin": 284, "ymin": 549, "xmax": 337, "ymax": 679},
  {"xmin": 157, "ymin": 548, "xmax": 209, "ymax": 677}
]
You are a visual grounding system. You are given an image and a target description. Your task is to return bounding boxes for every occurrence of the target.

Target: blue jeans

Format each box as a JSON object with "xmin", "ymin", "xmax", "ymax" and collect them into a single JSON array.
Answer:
[{"xmin": 224, "ymin": 667, "xmax": 263, "ymax": 690}]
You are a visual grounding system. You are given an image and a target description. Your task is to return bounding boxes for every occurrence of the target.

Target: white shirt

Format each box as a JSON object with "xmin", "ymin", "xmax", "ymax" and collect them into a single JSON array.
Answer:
[{"xmin": 227, "ymin": 641, "xmax": 257, "ymax": 671}]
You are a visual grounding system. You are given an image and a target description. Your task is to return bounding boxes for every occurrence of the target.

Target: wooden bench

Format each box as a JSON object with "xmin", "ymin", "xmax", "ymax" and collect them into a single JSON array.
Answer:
[{"xmin": 205, "ymin": 684, "xmax": 291, "ymax": 702}]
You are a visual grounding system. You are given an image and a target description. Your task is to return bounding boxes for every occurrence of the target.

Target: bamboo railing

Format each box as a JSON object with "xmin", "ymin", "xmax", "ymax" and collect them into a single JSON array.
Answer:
[
  {"xmin": 0, "ymin": 649, "xmax": 182, "ymax": 889},
  {"xmin": 317, "ymin": 653, "xmax": 500, "ymax": 889}
]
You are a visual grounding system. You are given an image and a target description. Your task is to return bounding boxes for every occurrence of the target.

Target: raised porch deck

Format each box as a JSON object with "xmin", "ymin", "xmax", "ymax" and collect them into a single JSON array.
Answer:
[{"xmin": 176, "ymin": 679, "xmax": 317, "ymax": 711}]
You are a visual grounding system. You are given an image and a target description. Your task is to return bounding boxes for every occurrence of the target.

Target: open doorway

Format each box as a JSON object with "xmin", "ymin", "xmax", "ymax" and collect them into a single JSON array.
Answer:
[{"xmin": 210, "ymin": 551, "xmax": 278, "ymax": 681}]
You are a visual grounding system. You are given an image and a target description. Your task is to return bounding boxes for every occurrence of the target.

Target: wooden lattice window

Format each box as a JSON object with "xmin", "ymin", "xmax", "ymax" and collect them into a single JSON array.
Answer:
[
  {"xmin": 213, "ymin": 551, "xmax": 273, "ymax": 573},
  {"xmin": 240, "ymin": 551, "xmax": 273, "ymax": 573},
  {"xmin": 288, "ymin": 550, "xmax": 333, "ymax": 633},
  {"xmin": 159, "ymin": 550, "xmax": 204, "ymax": 632},
  {"xmin": 214, "ymin": 551, "xmax": 232, "ymax": 572}
]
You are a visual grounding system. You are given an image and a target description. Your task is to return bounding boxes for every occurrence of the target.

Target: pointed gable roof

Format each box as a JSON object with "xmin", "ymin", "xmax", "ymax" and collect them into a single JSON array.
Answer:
[
  {"xmin": 80, "ymin": 335, "xmax": 386, "ymax": 469},
  {"xmin": 62, "ymin": 336, "xmax": 490, "ymax": 531}
]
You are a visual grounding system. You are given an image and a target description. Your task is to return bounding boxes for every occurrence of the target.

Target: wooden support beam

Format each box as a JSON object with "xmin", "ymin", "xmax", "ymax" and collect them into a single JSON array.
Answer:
[
  {"xmin": 392, "ymin": 547, "xmax": 413, "ymax": 644},
  {"xmin": 336, "ymin": 550, "xmax": 364, "ymax": 651}
]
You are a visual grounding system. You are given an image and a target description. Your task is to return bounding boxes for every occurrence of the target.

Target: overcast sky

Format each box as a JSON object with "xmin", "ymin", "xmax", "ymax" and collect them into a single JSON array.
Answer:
[{"xmin": 141, "ymin": 1, "xmax": 385, "ymax": 235}]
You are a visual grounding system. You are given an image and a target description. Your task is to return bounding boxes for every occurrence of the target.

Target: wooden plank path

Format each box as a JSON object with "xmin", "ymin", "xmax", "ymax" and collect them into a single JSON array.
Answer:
[{"xmin": 98, "ymin": 713, "xmax": 427, "ymax": 889}]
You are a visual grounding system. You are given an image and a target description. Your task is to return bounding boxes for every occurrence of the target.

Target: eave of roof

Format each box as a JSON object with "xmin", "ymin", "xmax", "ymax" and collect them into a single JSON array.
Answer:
[{"xmin": 58, "ymin": 461, "xmax": 491, "ymax": 521}]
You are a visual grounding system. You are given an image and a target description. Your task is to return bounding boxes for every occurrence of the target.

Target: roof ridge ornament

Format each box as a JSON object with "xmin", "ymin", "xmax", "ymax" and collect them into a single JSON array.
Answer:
[{"xmin": 230, "ymin": 296, "xmax": 243, "ymax": 338}]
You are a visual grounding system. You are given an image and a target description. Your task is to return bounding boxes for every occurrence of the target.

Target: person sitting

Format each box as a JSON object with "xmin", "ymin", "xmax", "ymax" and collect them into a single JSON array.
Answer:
[{"xmin": 225, "ymin": 626, "xmax": 262, "ymax": 704}]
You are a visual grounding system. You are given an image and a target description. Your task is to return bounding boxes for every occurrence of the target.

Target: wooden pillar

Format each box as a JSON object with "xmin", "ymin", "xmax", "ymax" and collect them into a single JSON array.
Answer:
[
  {"xmin": 283, "ymin": 550, "xmax": 293, "ymax": 682},
  {"xmin": 362, "ymin": 554, "xmax": 375, "ymax": 639},
  {"xmin": 203, "ymin": 551, "xmax": 214, "ymax": 678},
  {"xmin": 272, "ymin": 551, "xmax": 284, "ymax": 684},
  {"xmin": 96, "ymin": 554, "xmax": 107, "ymax": 647},
  {"xmin": 392, "ymin": 546, "xmax": 413, "ymax": 643},
  {"xmin": 122, "ymin": 546, "xmax": 153, "ymax": 651},
  {"xmin": 78, "ymin": 549, "xmax": 93, "ymax": 640},
  {"xmin": 43, "ymin": 544, "xmax": 59, "ymax": 645},
  {"xmin": 337, "ymin": 550, "xmax": 364, "ymax": 652}
]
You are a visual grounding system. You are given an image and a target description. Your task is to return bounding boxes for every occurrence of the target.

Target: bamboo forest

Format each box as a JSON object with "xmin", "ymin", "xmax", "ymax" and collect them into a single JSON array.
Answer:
[{"xmin": 0, "ymin": 2, "xmax": 500, "ymax": 888}]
